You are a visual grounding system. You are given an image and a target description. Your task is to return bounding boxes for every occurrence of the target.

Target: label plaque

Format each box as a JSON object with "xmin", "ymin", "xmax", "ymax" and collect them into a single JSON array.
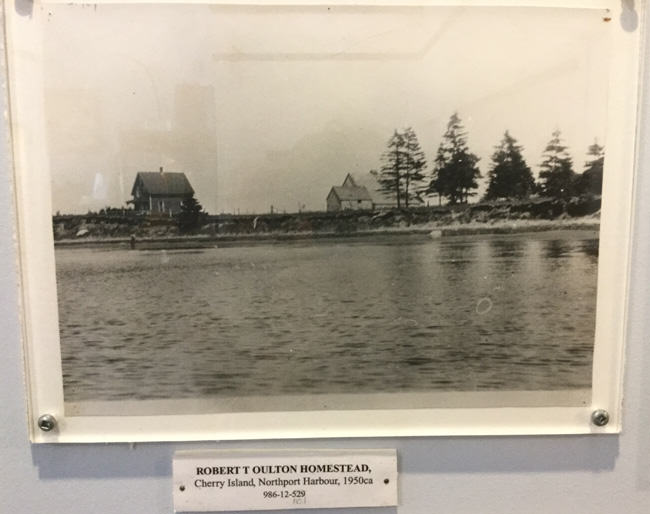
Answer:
[{"xmin": 173, "ymin": 449, "xmax": 398, "ymax": 512}]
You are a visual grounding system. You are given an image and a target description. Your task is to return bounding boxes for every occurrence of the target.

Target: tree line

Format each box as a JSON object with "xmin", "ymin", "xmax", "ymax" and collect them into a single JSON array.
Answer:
[{"xmin": 375, "ymin": 113, "xmax": 605, "ymax": 207}]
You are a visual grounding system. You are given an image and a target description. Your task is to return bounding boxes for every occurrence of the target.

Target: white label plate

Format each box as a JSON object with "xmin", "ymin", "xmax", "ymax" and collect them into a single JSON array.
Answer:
[{"xmin": 173, "ymin": 449, "xmax": 398, "ymax": 512}]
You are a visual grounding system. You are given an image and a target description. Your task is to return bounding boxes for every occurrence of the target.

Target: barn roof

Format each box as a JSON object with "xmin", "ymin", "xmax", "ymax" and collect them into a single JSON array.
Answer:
[
  {"xmin": 132, "ymin": 171, "xmax": 194, "ymax": 196},
  {"xmin": 350, "ymin": 173, "xmax": 397, "ymax": 206},
  {"xmin": 330, "ymin": 185, "xmax": 372, "ymax": 202}
]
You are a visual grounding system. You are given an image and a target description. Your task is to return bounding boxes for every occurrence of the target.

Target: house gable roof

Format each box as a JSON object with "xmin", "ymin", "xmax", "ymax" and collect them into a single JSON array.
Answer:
[
  {"xmin": 342, "ymin": 173, "xmax": 357, "ymax": 188},
  {"xmin": 330, "ymin": 185, "xmax": 372, "ymax": 202},
  {"xmin": 132, "ymin": 172, "xmax": 194, "ymax": 196}
]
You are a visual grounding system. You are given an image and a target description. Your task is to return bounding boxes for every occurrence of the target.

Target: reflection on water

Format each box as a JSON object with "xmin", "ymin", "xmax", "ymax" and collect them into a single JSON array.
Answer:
[{"xmin": 56, "ymin": 232, "xmax": 598, "ymax": 401}]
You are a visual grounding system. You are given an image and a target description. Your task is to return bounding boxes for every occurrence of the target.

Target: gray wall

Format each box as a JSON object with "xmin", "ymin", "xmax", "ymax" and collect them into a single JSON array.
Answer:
[{"xmin": 2, "ymin": 8, "xmax": 650, "ymax": 514}]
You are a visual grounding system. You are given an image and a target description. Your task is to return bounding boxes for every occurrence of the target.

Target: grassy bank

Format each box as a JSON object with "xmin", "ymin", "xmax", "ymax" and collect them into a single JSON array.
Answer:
[
  {"xmin": 53, "ymin": 196, "xmax": 600, "ymax": 248},
  {"xmin": 54, "ymin": 217, "xmax": 600, "ymax": 249}
]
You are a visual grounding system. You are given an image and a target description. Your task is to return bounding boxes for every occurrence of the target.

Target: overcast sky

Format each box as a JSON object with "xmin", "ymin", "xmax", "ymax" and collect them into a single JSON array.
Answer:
[{"xmin": 42, "ymin": 4, "xmax": 610, "ymax": 214}]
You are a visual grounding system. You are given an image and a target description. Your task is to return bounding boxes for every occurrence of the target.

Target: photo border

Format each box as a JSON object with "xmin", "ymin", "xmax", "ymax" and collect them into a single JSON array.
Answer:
[{"xmin": 4, "ymin": 0, "xmax": 642, "ymax": 443}]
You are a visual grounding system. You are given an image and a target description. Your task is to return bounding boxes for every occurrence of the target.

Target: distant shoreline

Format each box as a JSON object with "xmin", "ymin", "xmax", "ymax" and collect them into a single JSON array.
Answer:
[
  {"xmin": 54, "ymin": 218, "xmax": 599, "ymax": 249},
  {"xmin": 53, "ymin": 197, "xmax": 602, "ymax": 249}
]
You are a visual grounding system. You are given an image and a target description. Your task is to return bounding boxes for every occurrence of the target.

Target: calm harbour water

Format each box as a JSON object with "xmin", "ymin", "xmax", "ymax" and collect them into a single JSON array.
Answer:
[{"xmin": 56, "ymin": 232, "xmax": 598, "ymax": 402}]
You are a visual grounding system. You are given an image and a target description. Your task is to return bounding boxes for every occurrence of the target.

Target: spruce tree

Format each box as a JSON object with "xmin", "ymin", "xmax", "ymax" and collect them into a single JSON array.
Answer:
[
  {"xmin": 178, "ymin": 194, "xmax": 203, "ymax": 233},
  {"xmin": 485, "ymin": 131, "xmax": 535, "ymax": 200},
  {"xmin": 377, "ymin": 130, "xmax": 407, "ymax": 209},
  {"xmin": 427, "ymin": 113, "xmax": 481, "ymax": 205},
  {"xmin": 402, "ymin": 127, "xmax": 427, "ymax": 208},
  {"xmin": 578, "ymin": 140, "xmax": 605, "ymax": 196},
  {"xmin": 538, "ymin": 129, "xmax": 576, "ymax": 199},
  {"xmin": 377, "ymin": 128, "xmax": 427, "ymax": 208}
]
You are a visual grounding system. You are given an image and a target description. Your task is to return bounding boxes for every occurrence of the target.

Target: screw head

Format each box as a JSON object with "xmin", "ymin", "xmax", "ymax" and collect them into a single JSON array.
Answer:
[
  {"xmin": 591, "ymin": 409, "xmax": 610, "ymax": 427},
  {"xmin": 37, "ymin": 414, "xmax": 57, "ymax": 432}
]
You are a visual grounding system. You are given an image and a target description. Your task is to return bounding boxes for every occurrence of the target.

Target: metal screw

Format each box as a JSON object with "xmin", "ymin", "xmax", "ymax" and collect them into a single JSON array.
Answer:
[
  {"xmin": 37, "ymin": 414, "xmax": 57, "ymax": 432},
  {"xmin": 591, "ymin": 409, "xmax": 610, "ymax": 427}
]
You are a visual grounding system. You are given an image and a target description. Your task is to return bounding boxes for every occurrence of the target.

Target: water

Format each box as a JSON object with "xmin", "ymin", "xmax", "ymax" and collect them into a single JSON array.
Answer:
[{"xmin": 56, "ymin": 232, "xmax": 598, "ymax": 402}]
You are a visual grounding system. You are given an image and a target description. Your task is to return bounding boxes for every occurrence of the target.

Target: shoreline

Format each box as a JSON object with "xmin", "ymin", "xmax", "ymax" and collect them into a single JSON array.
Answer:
[{"xmin": 54, "ymin": 218, "xmax": 600, "ymax": 249}]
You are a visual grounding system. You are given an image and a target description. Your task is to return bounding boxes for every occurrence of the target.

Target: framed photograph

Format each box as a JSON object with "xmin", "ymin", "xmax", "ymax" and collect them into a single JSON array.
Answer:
[{"xmin": 6, "ymin": 0, "xmax": 642, "ymax": 442}]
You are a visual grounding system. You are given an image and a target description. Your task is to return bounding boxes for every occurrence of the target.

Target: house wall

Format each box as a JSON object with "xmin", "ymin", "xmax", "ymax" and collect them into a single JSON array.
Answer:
[
  {"xmin": 327, "ymin": 191, "xmax": 373, "ymax": 212},
  {"xmin": 150, "ymin": 196, "xmax": 186, "ymax": 215},
  {"xmin": 132, "ymin": 179, "xmax": 146, "ymax": 200},
  {"xmin": 327, "ymin": 191, "xmax": 341, "ymax": 212},
  {"xmin": 340, "ymin": 199, "xmax": 373, "ymax": 210}
]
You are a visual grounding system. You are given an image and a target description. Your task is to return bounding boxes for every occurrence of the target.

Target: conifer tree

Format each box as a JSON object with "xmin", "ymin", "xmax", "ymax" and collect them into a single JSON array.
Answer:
[
  {"xmin": 578, "ymin": 140, "xmax": 605, "ymax": 196},
  {"xmin": 377, "ymin": 130, "xmax": 407, "ymax": 209},
  {"xmin": 178, "ymin": 194, "xmax": 203, "ymax": 233},
  {"xmin": 377, "ymin": 128, "xmax": 427, "ymax": 208},
  {"xmin": 538, "ymin": 129, "xmax": 576, "ymax": 199},
  {"xmin": 485, "ymin": 131, "xmax": 535, "ymax": 200},
  {"xmin": 427, "ymin": 113, "xmax": 481, "ymax": 204},
  {"xmin": 402, "ymin": 127, "xmax": 427, "ymax": 208}
]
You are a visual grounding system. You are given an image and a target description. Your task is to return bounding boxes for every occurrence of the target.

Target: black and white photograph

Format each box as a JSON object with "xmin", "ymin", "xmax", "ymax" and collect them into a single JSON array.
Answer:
[{"xmin": 17, "ymin": 3, "xmax": 619, "ymax": 417}]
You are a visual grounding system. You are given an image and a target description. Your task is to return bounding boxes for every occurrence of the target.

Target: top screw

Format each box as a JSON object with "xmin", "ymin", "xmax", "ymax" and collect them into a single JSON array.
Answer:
[
  {"xmin": 37, "ymin": 414, "xmax": 57, "ymax": 432},
  {"xmin": 591, "ymin": 409, "xmax": 610, "ymax": 427}
]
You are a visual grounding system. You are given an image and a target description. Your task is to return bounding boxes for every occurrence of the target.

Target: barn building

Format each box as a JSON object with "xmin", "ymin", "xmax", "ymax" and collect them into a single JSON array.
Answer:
[
  {"xmin": 326, "ymin": 173, "xmax": 397, "ymax": 211},
  {"xmin": 128, "ymin": 168, "xmax": 194, "ymax": 215},
  {"xmin": 326, "ymin": 174, "xmax": 373, "ymax": 211},
  {"xmin": 347, "ymin": 173, "xmax": 398, "ymax": 210}
]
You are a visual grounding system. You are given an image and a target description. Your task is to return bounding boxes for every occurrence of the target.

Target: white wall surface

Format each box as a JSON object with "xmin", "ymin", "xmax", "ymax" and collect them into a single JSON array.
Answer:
[{"xmin": 2, "ymin": 4, "xmax": 650, "ymax": 514}]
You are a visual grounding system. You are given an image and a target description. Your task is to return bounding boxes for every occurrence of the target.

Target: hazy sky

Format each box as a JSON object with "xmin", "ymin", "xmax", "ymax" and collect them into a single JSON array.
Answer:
[{"xmin": 41, "ymin": 4, "xmax": 610, "ymax": 214}]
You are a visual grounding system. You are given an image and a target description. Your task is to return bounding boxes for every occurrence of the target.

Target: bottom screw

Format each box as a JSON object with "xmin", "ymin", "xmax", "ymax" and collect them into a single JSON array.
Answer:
[
  {"xmin": 591, "ymin": 409, "xmax": 610, "ymax": 427},
  {"xmin": 37, "ymin": 414, "xmax": 57, "ymax": 432}
]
